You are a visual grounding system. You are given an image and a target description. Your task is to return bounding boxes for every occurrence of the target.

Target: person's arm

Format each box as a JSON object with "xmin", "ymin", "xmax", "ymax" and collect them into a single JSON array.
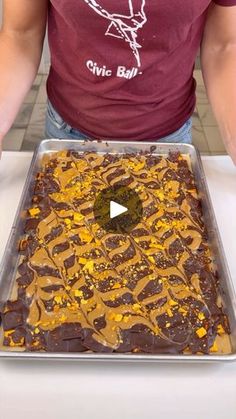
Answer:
[
  {"xmin": 201, "ymin": 3, "xmax": 236, "ymax": 165},
  {"xmin": 0, "ymin": 0, "xmax": 48, "ymax": 150}
]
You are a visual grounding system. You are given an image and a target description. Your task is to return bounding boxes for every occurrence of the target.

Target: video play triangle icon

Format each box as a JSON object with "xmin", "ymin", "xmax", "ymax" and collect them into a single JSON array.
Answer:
[
  {"xmin": 93, "ymin": 184, "xmax": 143, "ymax": 234},
  {"xmin": 110, "ymin": 201, "xmax": 128, "ymax": 219}
]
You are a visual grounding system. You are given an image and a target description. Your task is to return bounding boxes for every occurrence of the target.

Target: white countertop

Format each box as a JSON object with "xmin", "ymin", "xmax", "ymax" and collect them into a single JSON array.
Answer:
[{"xmin": 0, "ymin": 152, "xmax": 236, "ymax": 419}]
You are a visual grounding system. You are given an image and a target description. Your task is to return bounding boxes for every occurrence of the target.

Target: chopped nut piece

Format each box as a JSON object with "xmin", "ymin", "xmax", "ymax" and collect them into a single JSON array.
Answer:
[
  {"xmin": 210, "ymin": 341, "xmax": 218, "ymax": 353},
  {"xmin": 79, "ymin": 230, "xmax": 93, "ymax": 243},
  {"xmin": 149, "ymin": 238, "xmax": 165, "ymax": 250},
  {"xmin": 196, "ymin": 327, "xmax": 207, "ymax": 338},
  {"xmin": 169, "ymin": 299, "xmax": 178, "ymax": 307},
  {"xmin": 83, "ymin": 260, "xmax": 94, "ymax": 274},
  {"xmin": 132, "ymin": 303, "xmax": 141, "ymax": 311},
  {"xmin": 148, "ymin": 256, "xmax": 155, "ymax": 264},
  {"xmin": 167, "ymin": 308, "xmax": 173, "ymax": 317},
  {"xmin": 198, "ymin": 312, "xmax": 205, "ymax": 321},
  {"xmin": 73, "ymin": 212, "xmax": 84, "ymax": 224},
  {"xmin": 217, "ymin": 324, "xmax": 225, "ymax": 335},
  {"xmin": 4, "ymin": 330, "xmax": 14, "ymax": 337},
  {"xmin": 74, "ymin": 289, "xmax": 83, "ymax": 297},
  {"xmin": 54, "ymin": 295, "xmax": 62, "ymax": 304},
  {"xmin": 112, "ymin": 283, "xmax": 122, "ymax": 289},
  {"xmin": 114, "ymin": 314, "xmax": 123, "ymax": 322},
  {"xmin": 29, "ymin": 207, "xmax": 40, "ymax": 217}
]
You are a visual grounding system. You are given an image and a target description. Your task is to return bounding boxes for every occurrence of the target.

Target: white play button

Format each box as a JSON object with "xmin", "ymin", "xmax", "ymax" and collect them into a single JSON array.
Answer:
[
  {"xmin": 94, "ymin": 185, "xmax": 143, "ymax": 233},
  {"xmin": 110, "ymin": 201, "xmax": 128, "ymax": 219}
]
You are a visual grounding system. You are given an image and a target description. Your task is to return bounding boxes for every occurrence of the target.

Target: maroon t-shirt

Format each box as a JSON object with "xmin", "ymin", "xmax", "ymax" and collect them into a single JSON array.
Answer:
[{"xmin": 47, "ymin": 0, "xmax": 236, "ymax": 140}]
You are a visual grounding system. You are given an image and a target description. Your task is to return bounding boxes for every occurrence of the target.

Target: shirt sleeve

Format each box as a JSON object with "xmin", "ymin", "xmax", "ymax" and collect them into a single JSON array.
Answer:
[{"xmin": 213, "ymin": 0, "xmax": 236, "ymax": 5}]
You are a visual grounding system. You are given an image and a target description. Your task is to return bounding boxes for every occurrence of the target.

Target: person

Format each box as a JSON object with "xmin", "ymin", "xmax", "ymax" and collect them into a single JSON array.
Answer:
[{"xmin": 0, "ymin": 0, "xmax": 236, "ymax": 164}]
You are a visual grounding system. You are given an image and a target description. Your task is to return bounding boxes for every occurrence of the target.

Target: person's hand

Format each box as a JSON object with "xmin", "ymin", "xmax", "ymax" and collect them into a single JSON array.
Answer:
[{"xmin": 225, "ymin": 140, "xmax": 236, "ymax": 166}]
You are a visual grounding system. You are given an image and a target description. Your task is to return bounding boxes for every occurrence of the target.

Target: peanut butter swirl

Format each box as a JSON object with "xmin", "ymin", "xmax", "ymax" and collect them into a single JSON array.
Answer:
[{"xmin": 0, "ymin": 150, "xmax": 231, "ymax": 354}]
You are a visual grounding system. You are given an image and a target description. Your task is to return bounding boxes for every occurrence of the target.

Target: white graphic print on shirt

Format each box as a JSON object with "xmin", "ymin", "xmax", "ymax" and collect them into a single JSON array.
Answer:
[{"xmin": 84, "ymin": 0, "xmax": 147, "ymax": 79}]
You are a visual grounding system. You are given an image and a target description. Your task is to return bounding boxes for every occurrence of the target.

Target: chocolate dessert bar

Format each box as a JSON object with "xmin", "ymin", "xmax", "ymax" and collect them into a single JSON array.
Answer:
[{"xmin": 0, "ymin": 150, "xmax": 231, "ymax": 354}]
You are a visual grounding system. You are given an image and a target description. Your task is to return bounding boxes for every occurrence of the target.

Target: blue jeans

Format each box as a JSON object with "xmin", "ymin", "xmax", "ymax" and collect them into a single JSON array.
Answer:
[{"xmin": 45, "ymin": 100, "xmax": 192, "ymax": 144}]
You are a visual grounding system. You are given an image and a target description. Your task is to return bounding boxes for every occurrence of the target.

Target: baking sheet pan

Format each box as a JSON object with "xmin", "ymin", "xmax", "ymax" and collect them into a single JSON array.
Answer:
[{"xmin": 0, "ymin": 139, "xmax": 235, "ymax": 361}]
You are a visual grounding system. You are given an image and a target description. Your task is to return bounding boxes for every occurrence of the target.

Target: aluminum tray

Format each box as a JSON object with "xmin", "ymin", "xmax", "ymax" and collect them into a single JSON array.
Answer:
[{"xmin": 0, "ymin": 139, "xmax": 235, "ymax": 362}]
